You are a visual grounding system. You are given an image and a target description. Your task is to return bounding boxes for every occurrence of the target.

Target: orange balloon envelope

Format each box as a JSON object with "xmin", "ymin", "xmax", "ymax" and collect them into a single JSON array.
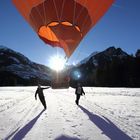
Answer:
[{"xmin": 12, "ymin": 0, "xmax": 114, "ymax": 58}]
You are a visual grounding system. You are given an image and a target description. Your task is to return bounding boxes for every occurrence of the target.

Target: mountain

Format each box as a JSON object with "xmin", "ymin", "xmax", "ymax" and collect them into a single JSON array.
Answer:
[
  {"xmin": 78, "ymin": 46, "xmax": 128, "ymax": 66},
  {"xmin": 136, "ymin": 49, "xmax": 140, "ymax": 58},
  {"xmin": 78, "ymin": 51, "xmax": 98, "ymax": 66},
  {"xmin": 70, "ymin": 46, "xmax": 140, "ymax": 87},
  {"xmin": 1, "ymin": 45, "xmax": 140, "ymax": 87},
  {"xmin": 0, "ymin": 45, "xmax": 51, "ymax": 86}
]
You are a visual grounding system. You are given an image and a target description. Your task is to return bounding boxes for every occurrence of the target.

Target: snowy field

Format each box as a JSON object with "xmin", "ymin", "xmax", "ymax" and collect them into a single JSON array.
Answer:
[{"xmin": 0, "ymin": 87, "xmax": 140, "ymax": 140}]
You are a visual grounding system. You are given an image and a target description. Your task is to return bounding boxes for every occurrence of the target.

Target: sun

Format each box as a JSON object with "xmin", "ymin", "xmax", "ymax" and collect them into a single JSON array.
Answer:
[{"xmin": 49, "ymin": 55, "xmax": 66, "ymax": 71}]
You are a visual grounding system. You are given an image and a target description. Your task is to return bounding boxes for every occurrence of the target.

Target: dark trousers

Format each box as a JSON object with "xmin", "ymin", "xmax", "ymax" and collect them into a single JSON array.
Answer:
[
  {"xmin": 39, "ymin": 95, "xmax": 46, "ymax": 109},
  {"xmin": 75, "ymin": 94, "xmax": 81, "ymax": 105}
]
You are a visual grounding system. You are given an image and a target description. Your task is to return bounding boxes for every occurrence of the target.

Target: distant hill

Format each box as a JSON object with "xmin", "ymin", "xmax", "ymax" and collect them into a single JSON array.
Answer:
[
  {"xmin": 0, "ymin": 45, "xmax": 51, "ymax": 86},
  {"xmin": 70, "ymin": 46, "xmax": 140, "ymax": 87}
]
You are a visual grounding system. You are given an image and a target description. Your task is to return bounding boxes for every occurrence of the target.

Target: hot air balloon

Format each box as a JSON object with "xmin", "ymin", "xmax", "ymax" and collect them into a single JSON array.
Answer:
[{"xmin": 12, "ymin": 0, "xmax": 114, "ymax": 58}]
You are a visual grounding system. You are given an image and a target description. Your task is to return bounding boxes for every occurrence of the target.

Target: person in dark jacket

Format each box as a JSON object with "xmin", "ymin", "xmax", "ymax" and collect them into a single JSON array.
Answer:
[
  {"xmin": 35, "ymin": 84, "xmax": 50, "ymax": 110},
  {"xmin": 75, "ymin": 83, "xmax": 85, "ymax": 105}
]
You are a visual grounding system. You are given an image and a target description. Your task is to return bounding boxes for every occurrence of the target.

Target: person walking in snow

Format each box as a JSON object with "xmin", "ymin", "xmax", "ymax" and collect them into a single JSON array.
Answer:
[
  {"xmin": 75, "ymin": 83, "xmax": 85, "ymax": 105},
  {"xmin": 35, "ymin": 84, "xmax": 50, "ymax": 110}
]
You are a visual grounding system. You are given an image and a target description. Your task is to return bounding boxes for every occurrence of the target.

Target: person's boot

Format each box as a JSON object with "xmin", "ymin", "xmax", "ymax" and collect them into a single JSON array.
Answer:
[
  {"xmin": 75, "ymin": 100, "xmax": 78, "ymax": 105},
  {"xmin": 44, "ymin": 105, "xmax": 47, "ymax": 110}
]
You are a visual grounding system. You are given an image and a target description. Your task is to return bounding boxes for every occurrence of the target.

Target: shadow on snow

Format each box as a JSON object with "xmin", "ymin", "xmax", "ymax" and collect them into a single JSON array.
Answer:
[
  {"xmin": 79, "ymin": 105, "xmax": 132, "ymax": 140},
  {"xmin": 5, "ymin": 109, "xmax": 45, "ymax": 140},
  {"xmin": 5, "ymin": 105, "xmax": 133, "ymax": 140},
  {"xmin": 55, "ymin": 135, "xmax": 80, "ymax": 140}
]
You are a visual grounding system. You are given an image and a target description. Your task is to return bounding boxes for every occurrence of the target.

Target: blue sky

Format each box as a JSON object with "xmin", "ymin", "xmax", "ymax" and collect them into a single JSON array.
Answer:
[{"xmin": 0, "ymin": 0, "xmax": 140, "ymax": 67}]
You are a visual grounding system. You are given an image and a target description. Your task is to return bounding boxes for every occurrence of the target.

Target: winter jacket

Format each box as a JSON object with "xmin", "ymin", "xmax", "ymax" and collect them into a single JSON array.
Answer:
[{"xmin": 75, "ymin": 86, "xmax": 85, "ymax": 95}]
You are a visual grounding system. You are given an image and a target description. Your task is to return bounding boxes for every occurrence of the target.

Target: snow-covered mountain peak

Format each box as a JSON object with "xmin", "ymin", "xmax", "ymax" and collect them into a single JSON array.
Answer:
[
  {"xmin": 0, "ymin": 45, "xmax": 32, "ymax": 65},
  {"xmin": 136, "ymin": 49, "xmax": 140, "ymax": 58},
  {"xmin": 0, "ymin": 45, "xmax": 12, "ymax": 51},
  {"xmin": 0, "ymin": 46, "xmax": 51, "ymax": 86},
  {"xmin": 103, "ymin": 46, "xmax": 128, "ymax": 58},
  {"xmin": 78, "ymin": 46, "xmax": 129, "ymax": 67},
  {"xmin": 77, "ymin": 51, "xmax": 99, "ymax": 66}
]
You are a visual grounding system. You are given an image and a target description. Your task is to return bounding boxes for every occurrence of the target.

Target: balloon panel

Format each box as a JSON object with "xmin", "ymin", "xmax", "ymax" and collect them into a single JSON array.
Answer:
[{"xmin": 12, "ymin": 0, "xmax": 114, "ymax": 57}]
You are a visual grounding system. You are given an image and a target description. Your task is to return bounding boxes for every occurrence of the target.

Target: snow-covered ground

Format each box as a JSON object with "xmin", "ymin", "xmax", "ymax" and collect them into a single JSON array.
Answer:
[{"xmin": 0, "ymin": 87, "xmax": 140, "ymax": 140}]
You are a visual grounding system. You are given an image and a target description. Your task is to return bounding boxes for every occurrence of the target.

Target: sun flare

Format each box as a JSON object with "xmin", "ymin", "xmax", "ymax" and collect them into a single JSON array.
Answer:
[{"xmin": 49, "ymin": 55, "xmax": 66, "ymax": 71}]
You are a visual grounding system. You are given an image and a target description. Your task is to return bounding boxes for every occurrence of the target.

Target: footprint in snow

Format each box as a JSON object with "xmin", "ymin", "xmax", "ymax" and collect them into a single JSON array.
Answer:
[
  {"xmin": 66, "ymin": 119, "xmax": 71, "ymax": 122},
  {"xmin": 71, "ymin": 125, "xmax": 77, "ymax": 127},
  {"xmin": 73, "ymin": 132, "xmax": 77, "ymax": 135}
]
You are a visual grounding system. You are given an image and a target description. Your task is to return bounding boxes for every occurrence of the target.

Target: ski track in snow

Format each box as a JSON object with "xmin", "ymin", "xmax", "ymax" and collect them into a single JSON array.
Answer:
[{"xmin": 0, "ymin": 87, "xmax": 140, "ymax": 140}]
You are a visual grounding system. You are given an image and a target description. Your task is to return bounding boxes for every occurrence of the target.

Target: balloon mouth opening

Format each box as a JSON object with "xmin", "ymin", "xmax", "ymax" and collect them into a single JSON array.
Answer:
[{"xmin": 38, "ymin": 21, "xmax": 82, "ymax": 43}]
